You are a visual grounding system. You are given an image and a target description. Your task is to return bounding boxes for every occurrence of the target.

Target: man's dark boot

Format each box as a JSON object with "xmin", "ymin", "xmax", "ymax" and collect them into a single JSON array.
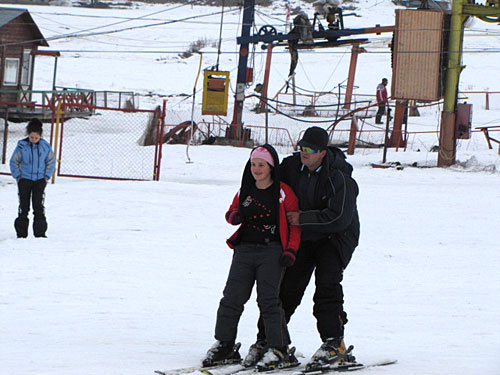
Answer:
[
  {"xmin": 33, "ymin": 216, "xmax": 48, "ymax": 238},
  {"xmin": 15, "ymin": 216, "xmax": 29, "ymax": 238}
]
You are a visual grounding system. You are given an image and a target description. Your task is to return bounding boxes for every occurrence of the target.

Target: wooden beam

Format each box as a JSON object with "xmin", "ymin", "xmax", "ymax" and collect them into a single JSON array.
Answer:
[{"xmin": 32, "ymin": 50, "xmax": 61, "ymax": 57}]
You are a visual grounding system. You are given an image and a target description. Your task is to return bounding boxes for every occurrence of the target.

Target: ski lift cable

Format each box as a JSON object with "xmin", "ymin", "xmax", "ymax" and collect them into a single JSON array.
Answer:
[
  {"xmin": 186, "ymin": 52, "xmax": 203, "ymax": 164},
  {"xmin": 229, "ymin": 4, "xmax": 244, "ymax": 95},
  {"xmin": 261, "ymin": 95, "xmax": 370, "ymax": 109},
  {"xmin": 254, "ymin": 8, "xmax": 289, "ymax": 26},
  {"xmin": 272, "ymin": 67, "xmax": 333, "ymax": 96},
  {"xmin": 35, "ymin": 11, "xmax": 239, "ymax": 45},
  {"xmin": 37, "ymin": 23, "xmax": 203, "ymax": 49},
  {"xmin": 319, "ymin": 46, "xmax": 349, "ymax": 93},
  {"xmin": 252, "ymin": 95, "xmax": 342, "ymax": 124},
  {"xmin": 298, "ymin": 59, "xmax": 317, "ymax": 91},
  {"xmin": 215, "ymin": 0, "xmax": 226, "ymax": 71},
  {"xmin": 50, "ymin": 1, "xmax": 203, "ymax": 40},
  {"xmin": 29, "ymin": 1, "xmax": 202, "ymax": 21},
  {"xmin": 1, "ymin": 7, "xmax": 241, "ymax": 48},
  {"xmin": 47, "ymin": 8, "xmax": 242, "ymax": 41}
]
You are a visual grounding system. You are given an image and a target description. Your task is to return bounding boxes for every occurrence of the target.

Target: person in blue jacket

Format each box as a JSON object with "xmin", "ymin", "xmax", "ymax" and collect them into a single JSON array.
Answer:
[{"xmin": 10, "ymin": 118, "xmax": 56, "ymax": 238}]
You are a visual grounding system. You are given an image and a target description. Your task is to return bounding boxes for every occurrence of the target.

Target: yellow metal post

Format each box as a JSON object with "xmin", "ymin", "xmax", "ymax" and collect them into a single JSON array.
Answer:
[
  {"xmin": 438, "ymin": 0, "xmax": 466, "ymax": 167},
  {"xmin": 51, "ymin": 100, "xmax": 63, "ymax": 184},
  {"xmin": 438, "ymin": 1, "xmax": 500, "ymax": 166}
]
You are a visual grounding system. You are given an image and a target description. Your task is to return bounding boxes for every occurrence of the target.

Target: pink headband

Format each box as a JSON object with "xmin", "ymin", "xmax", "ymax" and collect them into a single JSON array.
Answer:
[{"xmin": 251, "ymin": 147, "xmax": 274, "ymax": 167}]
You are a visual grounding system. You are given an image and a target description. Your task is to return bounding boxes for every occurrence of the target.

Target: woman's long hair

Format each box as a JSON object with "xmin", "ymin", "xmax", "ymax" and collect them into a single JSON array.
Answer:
[{"xmin": 238, "ymin": 144, "xmax": 282, "ymax": 241}]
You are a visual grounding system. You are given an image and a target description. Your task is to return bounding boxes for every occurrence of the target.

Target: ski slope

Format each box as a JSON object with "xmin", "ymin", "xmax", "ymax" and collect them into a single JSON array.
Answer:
[{"xmin": 1, "ymin": 1, "xmax": 500, "ymax": 375}]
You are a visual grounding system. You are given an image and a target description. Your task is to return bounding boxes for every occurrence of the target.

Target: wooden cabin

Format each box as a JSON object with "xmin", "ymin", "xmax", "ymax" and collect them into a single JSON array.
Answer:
[{"xmin": 0, "ymin": 7, "xmax": 50, "ymax": 103}]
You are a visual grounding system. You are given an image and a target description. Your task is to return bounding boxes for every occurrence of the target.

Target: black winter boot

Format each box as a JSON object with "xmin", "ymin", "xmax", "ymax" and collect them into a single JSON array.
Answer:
[
  {"xmin": 33, "ymin": 216, "xmax": 48, "ymax": 238},
  {"xmin": 243, "ymin": 339, "xmax": 267, "ymax": 368},
  {"xmin": 202, "ymin": 341, "xmax": 242, "ymax": 367},
  {"xmin": 15, "ymin": 216, "xmax": 29, "ymax": 238},
  {"xmin": 256, "ymin": 346, "xmax": 299, "ymax": 372},
  {"xmin": 305, "ymin": 337, "xmax": 355, "ymax": 371}
]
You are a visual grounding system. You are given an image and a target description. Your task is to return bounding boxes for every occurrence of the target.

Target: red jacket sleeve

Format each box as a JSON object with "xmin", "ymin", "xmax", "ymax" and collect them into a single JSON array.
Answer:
[
  {"xmin": 282, "ymin": 183, "xmax": 301, "ymax": 252},
  {"xmin": 225, "ymin": 191, "xmax": 240, "ymax": 225}
]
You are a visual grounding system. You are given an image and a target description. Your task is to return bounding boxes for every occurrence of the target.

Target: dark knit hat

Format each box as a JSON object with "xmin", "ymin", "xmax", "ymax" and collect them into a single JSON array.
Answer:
[
  {"xmin": 26, "ymin": 118, "xmax": 43, "ymax": 135},
  {"xmin": 298, "ymin": 126, "xmax": 329, "ymax": 150}
]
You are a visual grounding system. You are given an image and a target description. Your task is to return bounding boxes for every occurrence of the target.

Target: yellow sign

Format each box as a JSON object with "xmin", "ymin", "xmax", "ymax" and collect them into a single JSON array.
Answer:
[{"xmin": 202, "ymin": 70, "xmax": 229, "ymax": 116}]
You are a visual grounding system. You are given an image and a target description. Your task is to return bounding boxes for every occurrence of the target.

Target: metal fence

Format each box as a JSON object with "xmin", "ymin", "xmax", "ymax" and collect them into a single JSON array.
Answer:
[{"xmin": 0, "ymin": 101, "xmax": 165, "ymax": 181}]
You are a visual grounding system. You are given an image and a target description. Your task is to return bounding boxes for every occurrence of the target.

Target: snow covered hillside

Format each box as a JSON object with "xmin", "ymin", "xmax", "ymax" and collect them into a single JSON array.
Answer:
[{"xmin": 1, "ymin": 2, "xmax": 500, "ymax": 375}]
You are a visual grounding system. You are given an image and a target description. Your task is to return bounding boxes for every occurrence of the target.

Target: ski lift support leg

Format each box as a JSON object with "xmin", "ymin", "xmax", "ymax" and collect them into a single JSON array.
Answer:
[
  {"xmin": 231, "ymin": 0, "xmax": 255, "ymax": 141},
  {"xmin": 232, "ymin": 2, "xmax": 394, "ymax": 132}
]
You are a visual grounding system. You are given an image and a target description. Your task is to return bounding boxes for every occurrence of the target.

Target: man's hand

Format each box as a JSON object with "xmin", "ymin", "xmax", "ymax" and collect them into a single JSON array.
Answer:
[{"xmin": 286, "ymin": 211, "xmax": 300, "ymax": 226}]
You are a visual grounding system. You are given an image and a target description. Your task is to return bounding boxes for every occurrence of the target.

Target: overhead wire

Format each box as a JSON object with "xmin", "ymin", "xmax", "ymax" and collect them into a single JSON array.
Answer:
[
  {"xmin": 215, "ymin": 0, "xmax": 226, "ymax": 70},
  {"xmin": 34, "ymin": 10, "xmax": 239, "ymax": 46},
  {"xmin": 48, "ymin": 1, "xmax": 198, "ymax": 39},
  {"xmin": 319, "ymin": 46, "xmax": 349, "ymax": 93},
  {"xmin": 0, "ymin": 6, "xmax": 241, "ymax": 48},
  {"xmin": 47, "ymin": 7, "xmax": 242, "ymax": 41},
  {"xmin": 254, "ymin": 8, "xmax": 288, "ymax": 26}
]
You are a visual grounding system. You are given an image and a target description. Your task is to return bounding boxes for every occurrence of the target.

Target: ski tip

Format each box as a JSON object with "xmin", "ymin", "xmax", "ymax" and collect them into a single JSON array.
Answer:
[
  {"xmin": 383, "ymin": 359, "xmax": 398, "ymax": 365},
  {"xmin": 370, "ymin": 359, "xmax": 398, "ymax": 366},
  {"xmin": 344, "ymin": 359, "xmax": 398, "ymax": 372}
]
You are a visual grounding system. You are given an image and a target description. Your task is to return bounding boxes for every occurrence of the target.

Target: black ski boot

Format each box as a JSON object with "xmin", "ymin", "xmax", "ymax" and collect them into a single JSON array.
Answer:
[
  {"xmin": 305, "ymin": 338, "xmax": 355, "ymax": 372},
  {"xmin": 33, "ymin": 216, "xmax": 48, "ymax": 238},
  {"xmin": 14, "ymin": 216, "xmax": 29, "ymax": 238},
  {"xmin": 202, "ymin": 341, "xmax": 242, "ymax": 368},
  {"xmin": 256, "ymin": 346, "xmax": 299, "ymax": 372},
  {"xmin": 243, "ymin": 339, "xmax": 267, "ymax": 368}
]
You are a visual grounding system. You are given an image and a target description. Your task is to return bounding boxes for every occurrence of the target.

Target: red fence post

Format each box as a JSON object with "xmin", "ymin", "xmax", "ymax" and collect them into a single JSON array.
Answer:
[
  {"xmin": 347, "ymin": 116, "xmax": 358, "ymax": 155},
  {"xmin": 155, "ymin": 100, "xmax": 167, "ymax": 181}
]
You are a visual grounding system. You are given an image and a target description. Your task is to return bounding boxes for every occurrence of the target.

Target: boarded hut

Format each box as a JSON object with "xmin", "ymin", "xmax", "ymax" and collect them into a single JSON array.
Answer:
[{"xmin": 0, "ymin": 7, "xmax": 53, "ymax": 103}]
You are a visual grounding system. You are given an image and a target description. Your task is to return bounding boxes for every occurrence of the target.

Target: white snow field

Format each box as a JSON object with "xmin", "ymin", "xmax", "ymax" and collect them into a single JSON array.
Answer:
[{"xmin": 1, "ymin": 1, "xmax": 500, "ymax": 375}]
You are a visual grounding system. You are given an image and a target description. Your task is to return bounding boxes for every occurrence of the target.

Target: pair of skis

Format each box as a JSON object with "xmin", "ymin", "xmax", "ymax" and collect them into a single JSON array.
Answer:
[{"xmin": 155, "ymin": 359, "xmax": 397, "ymax": 375}]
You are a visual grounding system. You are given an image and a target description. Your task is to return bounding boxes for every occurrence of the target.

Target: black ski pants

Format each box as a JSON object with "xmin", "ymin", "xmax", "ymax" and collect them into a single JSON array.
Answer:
[
  {"xmin": 375, "ymin": 104, "xmax": 386, "ymax": 124},
  {"xmin": 215, "ymin": 242, "xmax": 290, "ymax": 349},
  {"xmin": 257, "ymin": 238, "xmax": 347, "ymax": 343},
  {"xmin": 15, "ymin": 178, "xmax": 48, "ymax": 238}
]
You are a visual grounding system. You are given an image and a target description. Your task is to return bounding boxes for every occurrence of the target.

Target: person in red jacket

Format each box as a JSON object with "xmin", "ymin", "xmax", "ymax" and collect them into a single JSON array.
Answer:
[
  {"xmin": 375, "ymin": 78, "xmax": 388, "ymax": 124},
  {"xmin": 202, "ymin": 144, "xmax": 301, "ymax": 371}
]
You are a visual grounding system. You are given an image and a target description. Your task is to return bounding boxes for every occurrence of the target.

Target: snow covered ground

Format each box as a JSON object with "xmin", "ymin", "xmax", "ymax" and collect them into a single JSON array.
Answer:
[{"xmin": 1, "ymin": 1, "xmax": 500, "ymax": 375}]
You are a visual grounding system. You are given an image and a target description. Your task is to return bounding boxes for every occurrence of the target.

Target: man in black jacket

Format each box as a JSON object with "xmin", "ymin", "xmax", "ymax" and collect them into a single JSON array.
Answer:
[{"xmin": 245, "ymin": 127, "xmax": 360, "ymax": 370}]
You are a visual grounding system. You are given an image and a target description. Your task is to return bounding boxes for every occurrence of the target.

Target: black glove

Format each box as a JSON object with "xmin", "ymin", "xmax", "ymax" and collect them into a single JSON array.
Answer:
[
  {"xmin": 226, "ymin": 210, "xmax": 242, "ymax": 225},
  {"xmin": 280, "ymin": 248, "xmax": 297, "ymax": 267}
]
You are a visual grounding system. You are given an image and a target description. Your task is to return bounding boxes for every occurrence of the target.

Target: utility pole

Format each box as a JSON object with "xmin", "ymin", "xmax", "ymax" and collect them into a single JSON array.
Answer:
[
  {"xmin": 439, "ymin": 0, "xmax": 500, "ymax": 166},
  {"xmin": 230, "ymin": 0, "xmax": 255, "ymax": 140},
  {"xmin": 438, "ymin": 0, "xmax": 465, "ymax": 167}
]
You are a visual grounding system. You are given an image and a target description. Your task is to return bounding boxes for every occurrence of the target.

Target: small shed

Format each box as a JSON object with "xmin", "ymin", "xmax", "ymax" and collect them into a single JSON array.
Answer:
[{"xmin": 0, "ymin": 7, "xmax": 53, "ymax": 102}]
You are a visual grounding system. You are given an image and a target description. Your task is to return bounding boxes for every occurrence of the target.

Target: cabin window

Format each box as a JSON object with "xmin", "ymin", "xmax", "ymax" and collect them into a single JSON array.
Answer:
[
  {"xmin": 21, "ymin": 50, "xmax": 32, "ymax": 86},
  {"xmin": 4, "ymin": 58, "xmax": 20, "ymax": 85}
]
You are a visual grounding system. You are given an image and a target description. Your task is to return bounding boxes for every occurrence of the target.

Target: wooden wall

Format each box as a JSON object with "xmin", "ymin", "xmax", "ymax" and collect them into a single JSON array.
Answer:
[
  {"xmin": 0, "ymin": 13, "xmax": 39, "ymax": 101},
  {"xmin": 392, "ymin": 10, "xmax": 445, "ymax": 102}
]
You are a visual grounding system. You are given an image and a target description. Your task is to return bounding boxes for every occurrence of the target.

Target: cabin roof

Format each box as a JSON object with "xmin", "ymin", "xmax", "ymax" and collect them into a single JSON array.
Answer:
[{"xmin": 0, "ymin": 7, "xmax": 49, "ymax": 46}]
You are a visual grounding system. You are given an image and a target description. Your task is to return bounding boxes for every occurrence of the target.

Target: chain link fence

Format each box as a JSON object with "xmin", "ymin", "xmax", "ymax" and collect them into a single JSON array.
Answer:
[{"xmin": 0, "ymin": 101, "xmax": 165, "ymax": 181}]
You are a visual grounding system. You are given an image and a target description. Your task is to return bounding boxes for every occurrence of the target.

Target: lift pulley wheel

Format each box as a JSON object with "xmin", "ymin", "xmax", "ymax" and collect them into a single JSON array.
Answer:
[{"xmin": 257, "ymin": 25, "xmax": 278, "ymax": 36}]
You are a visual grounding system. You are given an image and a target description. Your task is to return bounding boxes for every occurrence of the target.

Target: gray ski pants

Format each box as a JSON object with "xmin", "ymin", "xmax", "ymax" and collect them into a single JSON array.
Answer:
[{"xmin": 215, "ymin": 242, "xmax": 290, "ymax": 348}]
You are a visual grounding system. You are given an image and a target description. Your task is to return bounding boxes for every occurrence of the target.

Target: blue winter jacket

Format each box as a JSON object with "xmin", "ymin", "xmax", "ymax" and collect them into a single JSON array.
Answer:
[{"xmin": 10, "ymin": 138, "xmax": 56, "ymax": 181}]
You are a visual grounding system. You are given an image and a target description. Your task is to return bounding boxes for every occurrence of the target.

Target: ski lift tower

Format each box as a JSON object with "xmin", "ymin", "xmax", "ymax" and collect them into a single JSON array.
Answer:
[{"xmin": 230, "ymin": 0, "xmax": 394, "ymax": 141}]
